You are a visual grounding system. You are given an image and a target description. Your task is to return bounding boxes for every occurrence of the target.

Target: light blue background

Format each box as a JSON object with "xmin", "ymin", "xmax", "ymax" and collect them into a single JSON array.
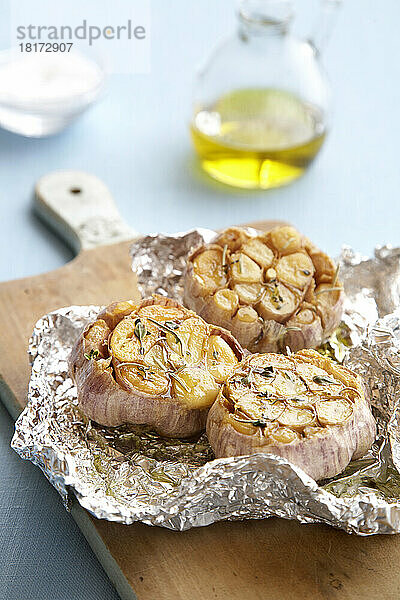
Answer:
[{"xmin": 1, "ymin": 1, "xmax": 399, "ymax": 599}]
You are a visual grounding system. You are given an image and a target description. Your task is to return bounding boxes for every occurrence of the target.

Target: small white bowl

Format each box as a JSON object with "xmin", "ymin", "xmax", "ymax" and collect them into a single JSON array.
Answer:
[{"xmin": 0, "ymin": 49, "xmax": 106, "ymax": 137}]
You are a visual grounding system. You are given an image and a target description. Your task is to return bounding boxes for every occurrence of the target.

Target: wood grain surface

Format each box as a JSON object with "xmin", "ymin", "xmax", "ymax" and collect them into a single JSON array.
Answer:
[{"xmin": 0, "ymin": 220, "xmax": 398, "ymax": 600}]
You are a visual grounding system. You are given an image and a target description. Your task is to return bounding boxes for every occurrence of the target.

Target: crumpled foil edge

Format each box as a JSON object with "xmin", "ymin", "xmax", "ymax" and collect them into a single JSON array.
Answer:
[{"xmin": 11, "ymin": 229, "xmax": 400, "ymax": 534}]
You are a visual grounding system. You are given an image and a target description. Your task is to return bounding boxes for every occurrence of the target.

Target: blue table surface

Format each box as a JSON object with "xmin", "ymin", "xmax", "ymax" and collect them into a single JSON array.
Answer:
[{"xmin": 1, "ymin": 1, "xmax": 399, "ymax": 598}]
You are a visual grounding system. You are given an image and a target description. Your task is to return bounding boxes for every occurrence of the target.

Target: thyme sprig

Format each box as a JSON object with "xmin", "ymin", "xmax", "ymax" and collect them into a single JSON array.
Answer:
[
  {"xmin": 333, "ymin": 263, "xmax": 340, "ymax": 286},
  {"xmin": 238, "ymin": 254, "xmax": 244, "ymax": 274},
  {"xmin": 169, "ymin": 372, "xmax": 190, "ymax": 392},
  {"xmin": 271, "ymin": 283, "xmax": 284, "ymax": 308},
  {"xmin": 313, "ymin": 375, "xmax": 340, "ymax": 385},
  {"xmin": 222, "ymin": 244, "xmax": 229, "ymax": 274},
  {"xmin": 164, "ymin": 321, "xmax": 179, "ymax": 330},
  {"xmin": 133, "ymin": 318, "xmax": 147, "ymax": 354},
  {"xmin": 256, "ymin": 391, "xmax": 271, "ymax": 398},
  {"xmin": 116, "ymin": 361, "xmax": 153, "ymax": 380},
  {"xmin": 147, "ymin": 317, "xmax": 184, "ymax": 354},
  {"xmin": 315, "ymin": 286, "xmax": 343, "ymax": 296},
  {"xmin": 84, "ymin": 348, "xmax": 100, "ymax": 360},
  {"xmin": 233, "ymin": 416, "xmax": 268, "ymax": 428},
  {"xmin": 252, "ymin": 366, "xmax": 274, "ymax": 378}
]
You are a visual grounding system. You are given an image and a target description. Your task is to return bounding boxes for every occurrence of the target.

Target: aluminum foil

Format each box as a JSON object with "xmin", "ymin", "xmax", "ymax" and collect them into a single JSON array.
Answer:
[{"xmin": 11, "ymin": 230, "xmax": 400, "ymax": 534}]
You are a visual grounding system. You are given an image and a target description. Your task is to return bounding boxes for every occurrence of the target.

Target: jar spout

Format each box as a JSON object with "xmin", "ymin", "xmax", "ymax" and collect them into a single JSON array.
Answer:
[
  {"xmin": 238, "ymin": 0, "xmax": 294, "ymax": 36},
  {"xmin": 309, "ymin": 0, "xmax": 342, "ymax": 56}
]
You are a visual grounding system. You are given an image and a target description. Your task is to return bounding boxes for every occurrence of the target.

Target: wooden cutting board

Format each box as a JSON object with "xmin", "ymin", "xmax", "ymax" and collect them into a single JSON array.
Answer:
[{"xmin": 1, "ymin": 171, "xmax": 399, "ymax": 600}]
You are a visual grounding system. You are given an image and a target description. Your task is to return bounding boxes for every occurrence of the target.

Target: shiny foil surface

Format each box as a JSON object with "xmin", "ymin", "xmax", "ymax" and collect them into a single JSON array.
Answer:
[{"xmin": 11, "ymin": 230, "xmax": 400, "ymax": 533}]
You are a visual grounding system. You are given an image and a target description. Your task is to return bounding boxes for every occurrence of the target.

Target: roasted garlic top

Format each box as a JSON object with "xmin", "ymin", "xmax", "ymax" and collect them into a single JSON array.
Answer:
[
  {"xmin": 206, "ymin": 349, "xmax": 376, "ymax": 480},
  {"xmin": 69, "ymin": 296, "xmax": 245, "ymax": 437},
  {"xmin": 220, "ymin": 351, "xmax": 359, "ymax": 440},
  {"xmin": 184, "ymin": 225, "xmax": 344, "ymax": 354}
]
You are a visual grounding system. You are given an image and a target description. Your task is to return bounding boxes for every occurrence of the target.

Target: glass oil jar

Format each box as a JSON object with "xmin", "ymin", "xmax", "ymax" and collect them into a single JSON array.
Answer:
[{"xmin": 191, "ymin": 0, "xmax": 340, "ymax": 189}]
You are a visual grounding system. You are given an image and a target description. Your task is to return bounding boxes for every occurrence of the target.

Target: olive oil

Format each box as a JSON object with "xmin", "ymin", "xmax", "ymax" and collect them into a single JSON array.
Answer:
[{"xmin": 191, "ymin": 88, "xmax": 326, "ymax": 189}]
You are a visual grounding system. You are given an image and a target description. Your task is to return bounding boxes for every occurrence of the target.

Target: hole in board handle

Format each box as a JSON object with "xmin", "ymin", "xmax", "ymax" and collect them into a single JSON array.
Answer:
[{"xmin": 70, "ymin": 188, "xmax": 82, "ymax": 194}]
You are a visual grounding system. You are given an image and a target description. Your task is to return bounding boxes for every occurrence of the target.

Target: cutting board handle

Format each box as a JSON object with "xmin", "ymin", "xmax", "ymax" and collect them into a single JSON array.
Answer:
[{"xmin": 34, "ymin": 170, "xmax": 137, "ymax": 253}]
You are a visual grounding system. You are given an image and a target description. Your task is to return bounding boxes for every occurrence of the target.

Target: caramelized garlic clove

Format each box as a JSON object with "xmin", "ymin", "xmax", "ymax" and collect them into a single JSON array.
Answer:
[
  {"xmin": 259, "ymin": 400, "xmax": 286, "ymax": 421},
  {"xmin": 199, "ymin": 289, "xmax": 239, "ymax": 332},
  {"xmin": 292, "ymin": 307, "xmax": 317, "ymax": 326},
  {"xmin": 241, "ymin": 238, "xmax": 274, "ymax": 268},
  {"xmin": 265, "ymin": 371, "xmax": 307, "ymax": 398},
  {"xmin": 283, "ymin": 308, "xmax": 323, "ymax": 352},
  {"xmin": 206, "ymin": 335, "xmax": 238, "ymax": 383},
  {"xmin": 235, "ymin": 306, "xmax": 259, "ymax": 323},
  {"xmin": 230, "ymin": 306, "xmax": 261, "ymax": 352},
  {"xmin": 138, "ymin": 304, "xmax": 185, "ymax": 323},
  {"xmin": 230, "ymin": 253, "xmax": 262, "ymax": 284},
  {"xmin": 316, "ymin": 398, "xmax": 353, "ymax": 426},
  {"xmin": 213, "ymin": 289, "xmax": 239, "ymax": 316},
  {"xmin": 249, "ymin": 353, "xmax": 293, "ymax": 370},
  {"xmin": 228, "ymin": 415, "xmax": 258, "ymax": 435},
  {"xmin": 97, "ymin": 301, "xmax": 137, "ymax": 330},
  {"xmin": 165, "ymin": 317, "xmax": 208, "ymax": 364},
  {"xmin": 269, "ymin": 427, "xmax": 301, "ymax": 444},
  {"xmin": 276, "ymin": 252, "xmax": 314, "ymax": 290},
  {"xmin": 234, "ymin": 283, "xmax": 262, "ymax": 305},
  {"xmin": 193, "ymin": 248, "xmax": 225, "ymax": 294},
  {"xmin": 145, "ymin": 344, "xmax": 176, "ymax": 370},
  {"xmin": 232, "ymin": 306, "xmax": 261, "ymax": 342},
  {"xmin": 235, "ymin": 394, "xmax": 285, "ymax": 422},
  {"xmin": 307, "ymin": 248, "xmax": 337, "ymax": 284},
  {"xmin": 233, "ymin": 394, "xmax": 265, "ymax": 419},
  {"xmin": 278, "ymin": 406, "xmax": 315, "ymax": 431},
  {"xmin": 172, "ymin": 367, "xmax": 219, "ymax": 408},
  {"xmin": 265, "ymin": 267, "xmax": 277, "ymax": 281},
  {"xmin": 115, "ymin": 362, "xmax": 169, "ymax": 396},
  {"xmin": 258, "ymin": 282, "xmax": 299, "ymax": 323},
  {"xmin": 110, "ymin": 317, "xmax": 157, "ymax": 362},
  {"xmin": 270, "ymin": 226, "xmax": 302, "ymax": 255},
  {"xmin": 215, "ymin": 227, "xmax": 250, "ymax": 252}
]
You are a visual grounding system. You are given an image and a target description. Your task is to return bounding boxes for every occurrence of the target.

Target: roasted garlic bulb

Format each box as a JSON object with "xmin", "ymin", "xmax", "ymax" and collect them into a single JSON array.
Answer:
[
  {"xmin": 184, "ymin": 226, "xmax": 344, "ymax": 353},
  {"xmin": 69, "ymin": 296, "xmax": 244, "ymax": 438},
  {"xmin": 206, "ymin": 349, "xmax": 376, "ymax": 480}
]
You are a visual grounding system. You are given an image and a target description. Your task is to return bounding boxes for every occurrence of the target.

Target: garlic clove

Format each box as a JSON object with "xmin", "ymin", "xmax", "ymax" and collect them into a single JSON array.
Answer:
[
  {"xmin": 270, "ymin": 226, "xmax": 302, "ymax": 255},
  {"xmin": 234, "ymin": 283, "xmax": 262, "ymax": 305},
  {"xmin": 316, "ymin": 398, "xmax": 353, "ymax": 426},
  {"xmin": 193, "ymin": 248, "xmax": 226, "ymax": 294},
  {"xmin": 278, "ymin": 406, "xmax": 315, "ymax": 431},
  {"xmin": 206, "ymin": 335, "xmax": 238, "ymax": 383},
  {"xmin": 241, "ymin": 238, "xmax": 274, "ymax": 268},
  {"xmin": 276, "ymin": 252, "xmax": 314, "ymax": 290},
  {"xmin": 172, "ymin": 367, "xmax": 220, "ymax": 409},
  {"xmin": 257, "ymin": 282, "xmax": 299, "ymax": 323},
  {"xmin": 231, "ymin": 253, "xmax": 262, "ymax": 284}
]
